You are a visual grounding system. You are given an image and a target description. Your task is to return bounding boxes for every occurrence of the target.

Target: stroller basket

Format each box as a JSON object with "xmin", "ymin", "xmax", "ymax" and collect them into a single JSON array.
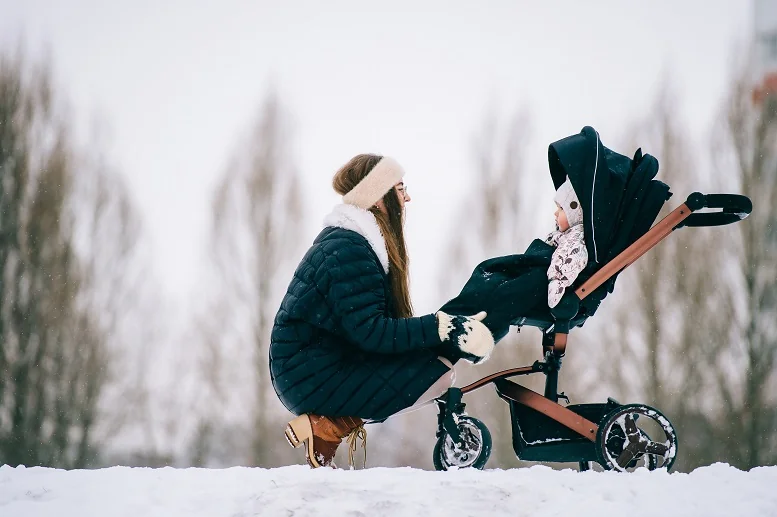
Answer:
[{"xmin": 496, "ymin": 378, "xmax": 618, "ymax": 463}]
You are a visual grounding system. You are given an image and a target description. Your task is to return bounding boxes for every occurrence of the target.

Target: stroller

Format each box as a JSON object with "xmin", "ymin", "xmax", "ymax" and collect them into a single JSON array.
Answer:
[{"xmin": 430, "ymin": 127, "xmax": 753, "ymax": 472}]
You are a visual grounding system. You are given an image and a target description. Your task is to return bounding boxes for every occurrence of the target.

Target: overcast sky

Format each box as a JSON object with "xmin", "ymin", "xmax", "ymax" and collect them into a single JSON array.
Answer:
[{"xmin": 0, "ymin": 0, "xmax": 754, "ymax": 315}]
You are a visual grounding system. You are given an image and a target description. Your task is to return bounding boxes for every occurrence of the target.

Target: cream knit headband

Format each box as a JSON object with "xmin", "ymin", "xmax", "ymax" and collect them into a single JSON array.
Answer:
[{"xmin": 342, "ymin": 156, "xmax": 405, "ymax": 209}]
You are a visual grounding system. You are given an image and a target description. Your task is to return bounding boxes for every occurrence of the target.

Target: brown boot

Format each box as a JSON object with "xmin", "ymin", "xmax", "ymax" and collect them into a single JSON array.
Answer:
[{"xmin": 285, "ymin": 414, "xmax": 366, "ymax": 468}]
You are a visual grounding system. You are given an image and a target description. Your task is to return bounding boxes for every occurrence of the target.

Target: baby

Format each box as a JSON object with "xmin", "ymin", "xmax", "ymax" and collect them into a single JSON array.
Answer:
[{"xmin": 545, "ymin": 179, "xmax": 588, "ymax": 308}]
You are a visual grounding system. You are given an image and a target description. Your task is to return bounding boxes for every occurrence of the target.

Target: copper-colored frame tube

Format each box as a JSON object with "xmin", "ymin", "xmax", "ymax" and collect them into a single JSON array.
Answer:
[
  {"xmin": 498, "ymin": 382, "xmax": 599, "ymax": 441},
  {"xmin": 461, "ymin": 366, "xmax": 535, "ymax": 394},
  {"xmin": 460, "ymin": 367, "xmax": 599, "ymax": 441},
  {"xmin": 575, "ymin": 203, "xmax": 692, "ymax": 300}
]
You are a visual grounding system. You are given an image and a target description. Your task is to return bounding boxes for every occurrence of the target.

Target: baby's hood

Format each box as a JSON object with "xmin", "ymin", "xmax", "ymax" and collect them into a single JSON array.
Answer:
[{"xmin": 554, "ymin": 179, "xmax": 584, "ymax": 227}]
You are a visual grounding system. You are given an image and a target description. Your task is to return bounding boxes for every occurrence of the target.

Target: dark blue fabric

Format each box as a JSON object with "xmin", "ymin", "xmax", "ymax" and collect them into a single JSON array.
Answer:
[
  {"xmin": 439, "ymin": 239, "xmax": 552, "ymax": 343},
  {"xmin": 270, "ymin": 227, "xmax": 448, "ymax": 421}
]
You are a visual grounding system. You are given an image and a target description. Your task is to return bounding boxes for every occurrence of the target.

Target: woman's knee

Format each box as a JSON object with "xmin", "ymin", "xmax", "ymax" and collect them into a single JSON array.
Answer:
[
  {"xmin": 436, "ymin": 357, "xmax": 456, "ymax": 387},
  {"xmin": 414, "ymin": 359, "xmax": 455, "ymax": 404}
]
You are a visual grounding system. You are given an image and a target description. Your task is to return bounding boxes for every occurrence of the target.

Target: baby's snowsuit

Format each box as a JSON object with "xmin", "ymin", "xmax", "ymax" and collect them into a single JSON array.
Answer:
[{"xmin": 438, "ymin": 179, "xmax": 589, "ymax": 345}]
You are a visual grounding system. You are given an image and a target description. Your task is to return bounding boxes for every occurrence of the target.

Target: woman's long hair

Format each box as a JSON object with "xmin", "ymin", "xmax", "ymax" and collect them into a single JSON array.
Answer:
[{"xmin": 332, "ymin": 154, "xmax": 413, "ymax": 318}]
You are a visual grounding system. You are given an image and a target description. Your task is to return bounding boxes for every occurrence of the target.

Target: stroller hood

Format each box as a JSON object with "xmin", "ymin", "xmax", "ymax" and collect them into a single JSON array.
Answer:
[
  {"xmin": 547, "ymin": 125, "xmax": 672, "ymax": 287},
  {"xmin": 548, "ymin": 126, "xmax": 634, "ymax": 264}
]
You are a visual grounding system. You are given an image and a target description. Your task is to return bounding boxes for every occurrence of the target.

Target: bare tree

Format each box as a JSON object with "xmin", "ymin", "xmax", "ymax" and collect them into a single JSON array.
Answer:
[
  {"xmin": 189, "ymin": 90, "xmax": 304, "ymax": 467},
  {"xmin": 74, "ymin": 144, "xmax": 160, "ymax": 467},
  {"xmin": 0, "ymin": 51, "xmax": 86, "ymax": 467},
  {"xmin": 708, "ymin": 60, "xmax": 777, "ymax": 469},
  {"xmin": 0, "ymin": 51, "xmax": 150, "ymax": 468}
]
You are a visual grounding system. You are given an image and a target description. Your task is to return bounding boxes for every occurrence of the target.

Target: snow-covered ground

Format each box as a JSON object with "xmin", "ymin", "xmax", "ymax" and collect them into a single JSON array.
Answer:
[{"xmin": 1, "ymin": 462, "xmax": 776, "ymax": 517}]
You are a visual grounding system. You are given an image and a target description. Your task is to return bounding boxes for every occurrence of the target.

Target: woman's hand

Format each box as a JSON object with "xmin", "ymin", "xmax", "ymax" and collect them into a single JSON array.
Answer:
[{"xmin": 436, "ymin": 311, "xmax": 495, "ymax": 364}]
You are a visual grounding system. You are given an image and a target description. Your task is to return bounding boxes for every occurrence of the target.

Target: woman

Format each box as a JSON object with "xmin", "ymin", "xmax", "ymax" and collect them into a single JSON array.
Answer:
[{"xmin": 270, "ymin": 154, "xmax": 494, "ymax": 468}]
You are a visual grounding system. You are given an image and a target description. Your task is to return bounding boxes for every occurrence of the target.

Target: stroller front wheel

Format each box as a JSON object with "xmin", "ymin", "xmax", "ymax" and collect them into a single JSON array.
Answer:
[{"xmin": 433, "ymin": 416, "xmax": 492, "ymax": 471}]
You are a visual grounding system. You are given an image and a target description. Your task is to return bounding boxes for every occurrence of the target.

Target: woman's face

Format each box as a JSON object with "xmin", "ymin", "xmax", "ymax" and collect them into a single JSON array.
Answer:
[
  {"xmin": 375, "ymin": 182, "xmax": 411, "ymax": 214},
  {"xmin": 554, "ymin": 204, "xmax": 569, "ymax": 232},
  {"xmin": 395, "ymin": 182, "xmax": 410, "ymax": 208}
]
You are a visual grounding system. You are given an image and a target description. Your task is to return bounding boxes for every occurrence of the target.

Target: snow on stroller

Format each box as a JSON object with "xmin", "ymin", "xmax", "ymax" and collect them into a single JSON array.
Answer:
[{"xmin": 431, "ymin": 126, "xmax": 753, "ymax": 472}]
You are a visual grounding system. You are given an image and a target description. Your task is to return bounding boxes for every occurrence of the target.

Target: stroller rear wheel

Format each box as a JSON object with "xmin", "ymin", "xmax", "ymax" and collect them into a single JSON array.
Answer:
[
  {"xmin": 433, "ymin": 416, "xmax": 492, "ymax": 471},
  {"xmin": 596, "ymin": 404, "xmax": 678, "ymax": 472}
]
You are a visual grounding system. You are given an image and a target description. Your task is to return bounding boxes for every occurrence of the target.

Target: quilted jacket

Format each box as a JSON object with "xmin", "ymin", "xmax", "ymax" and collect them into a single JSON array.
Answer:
[{"xmin": 269, "ymin": 204, "xmax": 450, "ymax": 421}]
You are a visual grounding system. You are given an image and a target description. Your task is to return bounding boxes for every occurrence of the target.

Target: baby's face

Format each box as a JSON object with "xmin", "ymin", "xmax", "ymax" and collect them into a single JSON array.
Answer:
[{"xmin": 554, "ymin": 204, "xmax": 570, "ymax": 232}]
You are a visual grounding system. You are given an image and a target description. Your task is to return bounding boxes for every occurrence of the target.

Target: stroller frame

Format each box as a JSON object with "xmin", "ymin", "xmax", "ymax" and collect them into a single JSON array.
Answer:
[{"xmin": 431, "ymin": 192, "xmax": 752, "ymax": 472}]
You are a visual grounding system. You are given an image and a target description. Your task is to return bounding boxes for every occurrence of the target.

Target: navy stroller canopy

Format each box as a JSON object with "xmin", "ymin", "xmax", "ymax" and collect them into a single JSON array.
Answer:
[{"xmin": 547, "ymin": 126, "xmax": 672, "ymax": 272}]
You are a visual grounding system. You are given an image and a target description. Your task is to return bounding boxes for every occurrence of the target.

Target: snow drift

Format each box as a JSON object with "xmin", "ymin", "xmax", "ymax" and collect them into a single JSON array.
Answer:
[{"xmin": 1, "ymin": 462, "xmax": 775, "ymax": 517}]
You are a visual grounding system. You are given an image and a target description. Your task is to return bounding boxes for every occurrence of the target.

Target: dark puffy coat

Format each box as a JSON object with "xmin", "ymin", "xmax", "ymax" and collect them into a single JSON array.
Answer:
[{"xmin": 270, "ymin": 218, "xmax": 449, "ymax": 421}]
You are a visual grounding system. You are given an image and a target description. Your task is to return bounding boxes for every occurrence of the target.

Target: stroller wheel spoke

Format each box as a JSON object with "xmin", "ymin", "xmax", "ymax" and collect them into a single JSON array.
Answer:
[
  {"xmin": 616, "ymin": 443, "xmax": 638, "ymax": 468},
  {"xmin": 645, "ymin": 441, "xmax": 669, "ymax": 456},
  {"xmin": 623, "ymin": 414, "xmax": 639, "ymax": 437}
]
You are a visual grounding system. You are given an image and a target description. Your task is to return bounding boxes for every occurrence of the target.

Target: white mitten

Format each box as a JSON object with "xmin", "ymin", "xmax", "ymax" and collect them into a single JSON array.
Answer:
[{"xmin": 436, "ymin": 311, "xmax": 495, "ymax": 364}]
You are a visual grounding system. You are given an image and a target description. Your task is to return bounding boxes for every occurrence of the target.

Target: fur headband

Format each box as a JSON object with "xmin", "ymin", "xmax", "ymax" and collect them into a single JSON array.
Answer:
[{"xmin": 342, "ymin": 156, "xmax": 405, "ymax": 209}]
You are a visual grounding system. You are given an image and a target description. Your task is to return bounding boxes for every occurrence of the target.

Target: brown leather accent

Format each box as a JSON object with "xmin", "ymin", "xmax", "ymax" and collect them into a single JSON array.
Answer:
[
  {"xmin": 498, "ymin": 382, "xmax": 598, "ymax": 441},
  {"xmin": 575, "ymin": 204, "xmax": 692, "ymax": 300},
  {"xmin": 461, "ymin": 366, "xmax": 536, "ymax": 394},
  {"xmin": 554, "ymin": 333, "xmax": 567, "ymax": 355},
  {"xmin": 307, "ymin": 415, "xmax": 364, "ymax": 467},
  {"xmin": 307, "ymin": 435, "xmax": 339, "ymax": 468}
]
